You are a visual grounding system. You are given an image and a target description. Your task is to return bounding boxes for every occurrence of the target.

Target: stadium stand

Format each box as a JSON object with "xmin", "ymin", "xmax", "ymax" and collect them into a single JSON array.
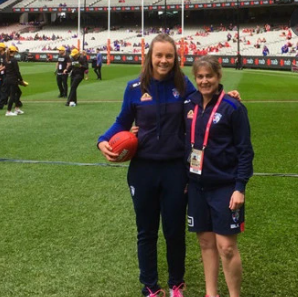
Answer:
[
  {"xmin": 2, "ymin": 21, "xmax": 297, "ymax": 57},
  {"xmin": 12, "ymin": 0, "xmax": 168, "ymax": 8},
  {"xmin": 1, "ymin": 0, "xmax": 296, "ymax": 58},
  {"xmin": 0, "ymin": 0, "xmax": 18, "ymax": 10}
]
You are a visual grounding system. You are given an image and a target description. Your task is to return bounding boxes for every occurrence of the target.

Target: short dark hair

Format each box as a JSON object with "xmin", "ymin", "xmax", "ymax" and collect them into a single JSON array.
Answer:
[{"xmin": 192, "ymin": 55, "xmax": 222, "ymax": 80}]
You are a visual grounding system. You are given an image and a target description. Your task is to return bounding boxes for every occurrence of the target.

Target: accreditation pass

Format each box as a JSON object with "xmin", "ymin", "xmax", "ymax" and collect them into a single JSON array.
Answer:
[{"xmin": 189, "ymin": 149, "xmax": 202, "ymax": 175}]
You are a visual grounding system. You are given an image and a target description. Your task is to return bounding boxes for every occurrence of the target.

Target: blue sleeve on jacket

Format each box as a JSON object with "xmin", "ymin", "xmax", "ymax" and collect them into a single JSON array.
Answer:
[
  {"xmin": 232, "ymin": 103, "xmax": 254, "ymax": 192},
  {"xmin": 98, "ymin": 83, "xmax": 135, "ymax": 143},
  {"xmin": 97, "ymin": 53, "xmax": 102, "ymax": 66}
]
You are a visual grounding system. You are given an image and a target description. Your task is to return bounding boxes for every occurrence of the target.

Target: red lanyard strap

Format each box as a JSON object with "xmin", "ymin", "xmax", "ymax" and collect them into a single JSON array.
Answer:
[{"xmin": 191, "ymin": 91, "xmax": 225, "ymax": 148}]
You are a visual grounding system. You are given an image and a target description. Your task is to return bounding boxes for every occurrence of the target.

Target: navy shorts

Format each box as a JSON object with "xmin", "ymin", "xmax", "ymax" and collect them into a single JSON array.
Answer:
[{"xmin": 187, "ymin": 182, "xmax": 245, "ymax": 235}]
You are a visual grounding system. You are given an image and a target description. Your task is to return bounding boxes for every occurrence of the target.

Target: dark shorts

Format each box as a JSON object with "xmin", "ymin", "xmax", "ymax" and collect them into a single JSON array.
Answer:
[{"xmin": 187, "ymin": 182, "xmax": 245, "ymax": 235}]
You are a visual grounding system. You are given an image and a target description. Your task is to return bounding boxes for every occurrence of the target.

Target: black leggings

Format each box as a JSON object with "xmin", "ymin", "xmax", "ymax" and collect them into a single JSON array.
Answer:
[{"xmin": 7, "ymin": 82, "xmax": 20, "ymax": 111}]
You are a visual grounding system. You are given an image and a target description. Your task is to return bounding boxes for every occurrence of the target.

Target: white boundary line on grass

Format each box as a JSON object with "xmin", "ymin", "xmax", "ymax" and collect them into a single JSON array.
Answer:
[{"xmin": 1, "ymin": 158, "xmax": 298, "ymax": 177}]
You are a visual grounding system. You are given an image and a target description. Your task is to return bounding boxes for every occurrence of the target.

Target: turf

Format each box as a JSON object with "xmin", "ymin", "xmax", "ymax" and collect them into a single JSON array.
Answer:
[{"xmin": 0, "ymin": 63, "xmax": 297, "ymax": 297}]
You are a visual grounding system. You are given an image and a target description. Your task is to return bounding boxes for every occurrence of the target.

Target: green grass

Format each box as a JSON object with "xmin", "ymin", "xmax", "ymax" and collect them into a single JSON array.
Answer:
[{"xmin": 0, "ymin": 63, "xmax": 297, "ymax": 297}]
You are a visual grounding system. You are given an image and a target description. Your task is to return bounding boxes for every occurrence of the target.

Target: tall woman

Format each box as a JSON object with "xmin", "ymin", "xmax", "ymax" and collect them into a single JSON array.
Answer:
[
  {"xmin": 184, "ymin": 55, "xmax": 254, "ymax": 297},
  {"xmin": 4, "ymin": 45, "xmax": 25, "ymax": 116},
  {"xmin": 98, "ymin": 34, "xmax": 196, "ymax": 297}
]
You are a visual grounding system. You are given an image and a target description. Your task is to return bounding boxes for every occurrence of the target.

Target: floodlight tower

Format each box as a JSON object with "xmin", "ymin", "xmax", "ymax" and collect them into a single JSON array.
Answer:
[
  {"xmin": 107, "ymin": 0, "xmax": 111, "ymax": 65},
  {"xmin": 82, "ymin": 0, "xmax": 86, "ymax": 50},
  {"xmin": 77, "ymin": 0, "xmax": 81, "ymax": 50},
  {"xmin": 141, "ymin": 0, "xmax": 145, "ymax": 66},
  {"xmin": 236, "ymin": 0, "xmax": 242, "ymax": 69},
  {"xmin": 180, "ymin": 0, "xmax": 184, "ymax": 67}
]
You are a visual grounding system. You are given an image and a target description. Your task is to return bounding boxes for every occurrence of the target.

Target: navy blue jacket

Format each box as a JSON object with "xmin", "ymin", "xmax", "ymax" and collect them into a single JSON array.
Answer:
[
  {"xmin": 184, "ymin": 85, "xmax": 254, "ymax": 192},
  {"xmin": 98, "ymin": 73, "xmax": 196, "ymax": 160}
]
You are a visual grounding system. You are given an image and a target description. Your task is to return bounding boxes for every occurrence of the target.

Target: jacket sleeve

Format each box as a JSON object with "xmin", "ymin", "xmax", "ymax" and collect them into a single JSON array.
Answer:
[
  {"xmin": 232, "ymin": 103, "xmax": 254, "ymax": 192},
  {"xmin": 97, "ymin": 53, "xmax": 102, "ymax": 66},
  {"xmin": 98, "ymin": 83, "xmax": 135, "ymax": 143}
]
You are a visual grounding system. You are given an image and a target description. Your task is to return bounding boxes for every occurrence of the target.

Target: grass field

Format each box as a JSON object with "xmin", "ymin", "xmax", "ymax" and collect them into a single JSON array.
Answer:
[{"xmin": 0, "ymin": 62, "xmax": 297, "ymax": 297}]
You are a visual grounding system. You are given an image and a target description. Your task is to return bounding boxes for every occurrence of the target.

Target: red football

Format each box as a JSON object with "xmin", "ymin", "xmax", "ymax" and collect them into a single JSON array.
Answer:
[{"xmin": 108, "ymin": 131, "xmax": 138, "ymax": 162}]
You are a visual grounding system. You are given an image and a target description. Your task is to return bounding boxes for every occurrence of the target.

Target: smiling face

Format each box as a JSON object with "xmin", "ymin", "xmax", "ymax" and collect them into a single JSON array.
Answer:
[
  {"xmin": 195, "ymin": 65, "xmax": 221, "ymax": 101},
  {"xmin": 192, "ymin": 56, "xmax": 222, "ymax": 103},
  {"xmin": 151, "ymin": 41, "xmax": 175, "ymax": 80}
]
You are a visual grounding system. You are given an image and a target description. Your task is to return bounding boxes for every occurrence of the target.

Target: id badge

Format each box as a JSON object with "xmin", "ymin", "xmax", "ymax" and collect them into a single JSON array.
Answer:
[{"xmin": 189, "ymin": 149, "xmax": 202, "ymax": 175}]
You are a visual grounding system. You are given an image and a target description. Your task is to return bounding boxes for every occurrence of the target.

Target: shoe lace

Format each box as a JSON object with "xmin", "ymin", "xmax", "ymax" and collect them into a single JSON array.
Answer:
[
  {"xmin": 147, "ymin": 287, "xmax": 166, "ymax": 297},
  {"xmin": 172, "ymin": 283, "xmax": 185, "ymax": 297}
]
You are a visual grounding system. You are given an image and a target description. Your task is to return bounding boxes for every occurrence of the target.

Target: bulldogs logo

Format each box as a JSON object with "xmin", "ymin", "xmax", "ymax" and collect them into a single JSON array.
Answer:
[
  {"xmin": 172, "ymin": 88, "xmax": 180, "ymax": 98},
  {"xmin": 213, "ymin": 113, "xmax": 222, "ymax": 124}
]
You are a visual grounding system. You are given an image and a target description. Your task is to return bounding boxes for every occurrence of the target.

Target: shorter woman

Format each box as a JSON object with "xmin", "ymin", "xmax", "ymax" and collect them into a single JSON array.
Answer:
[
  {"xmin": 184, "ymin": 55, "xmax": 254, "ymax": 297},
  {"xmin": 4, "ymin": 45, "xmax": 25, "ymax": 116}
]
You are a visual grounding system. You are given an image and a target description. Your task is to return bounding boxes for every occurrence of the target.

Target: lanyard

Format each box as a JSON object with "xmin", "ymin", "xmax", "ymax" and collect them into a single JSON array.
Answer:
[{"xmin": 190, "ymin": 91, "xmax": 225, "ymax": 172}]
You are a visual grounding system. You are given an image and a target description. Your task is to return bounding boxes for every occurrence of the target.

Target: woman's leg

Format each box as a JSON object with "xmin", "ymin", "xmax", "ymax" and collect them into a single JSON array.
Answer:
[
  {"xmin": 216, "ymin": 234, "xmax": 242, "ymax": 297},
  {"xmin": 198, "ymin": 232, "xmax": 219, "ymax": 297}
]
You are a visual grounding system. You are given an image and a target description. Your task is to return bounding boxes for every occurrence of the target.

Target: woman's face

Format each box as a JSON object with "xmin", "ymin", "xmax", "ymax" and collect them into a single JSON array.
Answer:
[
  {"xmin": 151, "ymin": 41, "xmax": 175, "ymax": 80},
  {"xmin": 194, "ymin": 65, "xmax": 220, "ymax": 99}
]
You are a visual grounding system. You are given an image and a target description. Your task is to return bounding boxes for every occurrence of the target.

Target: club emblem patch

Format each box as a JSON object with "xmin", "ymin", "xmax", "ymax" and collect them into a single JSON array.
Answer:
[
  {"xmin": 231, "ymin": 209, "xmax": 240, "ymax": 223},
  {"xmin": 172, "ymin": 88, "xmax": 180, "ymax": 98},
  {"xmin": 141, "ymin": 93, "xmax": 152, "ymax": 101},
  {"xmin": 213, "ymin": 113, "xmax": 222, "ymax": 124},
  {"xmin": 187, "ymin": 110, "xmax": 194, "ymax": 119}
]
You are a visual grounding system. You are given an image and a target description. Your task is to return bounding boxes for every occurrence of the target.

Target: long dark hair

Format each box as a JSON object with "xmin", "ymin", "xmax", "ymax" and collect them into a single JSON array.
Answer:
[{"xmin": 140, "ymin": 33, "xmax": 186, "ymax": 96}]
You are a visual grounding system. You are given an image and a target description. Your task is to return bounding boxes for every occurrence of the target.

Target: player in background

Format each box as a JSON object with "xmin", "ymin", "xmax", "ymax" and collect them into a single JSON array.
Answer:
[
  {"xmin": 56, "ymin": 46, "xmax": 71, "ymax": 98},
  {"xmin": 4, "ymin": 46, "xmax": 26, "ymax": 116},
  {"xmin": 0, "ymin": 43, "xmax": 8, "ymax": 110},
  {"xmin": 63, "ymin": 48, "xmax": 88, "ymax": 106},
  {"xmin": 94, "ymin": 48, "xmax": 102, "ymax": 80}
]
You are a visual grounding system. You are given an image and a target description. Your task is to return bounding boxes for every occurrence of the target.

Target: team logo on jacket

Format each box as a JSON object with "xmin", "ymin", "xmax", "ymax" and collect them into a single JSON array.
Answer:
[
  {"xmin": 140, "ymin": 93, "xmax": 152, "ymax": 101},
  {"xmin": 172, "ymin": 88, "xmax": 180, "ymax": 98},
  {"xmin": 213, "ymin": 113, "xmax": 222, "ymax": 124},
  {"xmin": 187, "ymin": 110, "xmax": 194, "ymax": 119}
]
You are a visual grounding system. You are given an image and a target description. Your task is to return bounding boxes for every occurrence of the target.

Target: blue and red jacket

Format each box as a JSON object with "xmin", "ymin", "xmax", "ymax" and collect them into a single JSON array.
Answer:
[
  {"xmin": 98, "ymin": 73, "xmax": 196, "ymax": 160},
  {"xmin": 184, "ymin": 85, "xmax": 254, "ymax": 192}
]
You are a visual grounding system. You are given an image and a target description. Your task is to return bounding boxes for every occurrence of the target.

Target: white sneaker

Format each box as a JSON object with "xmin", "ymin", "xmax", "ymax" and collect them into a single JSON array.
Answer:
[
  {"xmin": 5, "ymin": 111, "xmax": 18, "ymax": 116},
  {"xmin": 15, "ymin": 109, "xmax": 24, "ymax": 115}
]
